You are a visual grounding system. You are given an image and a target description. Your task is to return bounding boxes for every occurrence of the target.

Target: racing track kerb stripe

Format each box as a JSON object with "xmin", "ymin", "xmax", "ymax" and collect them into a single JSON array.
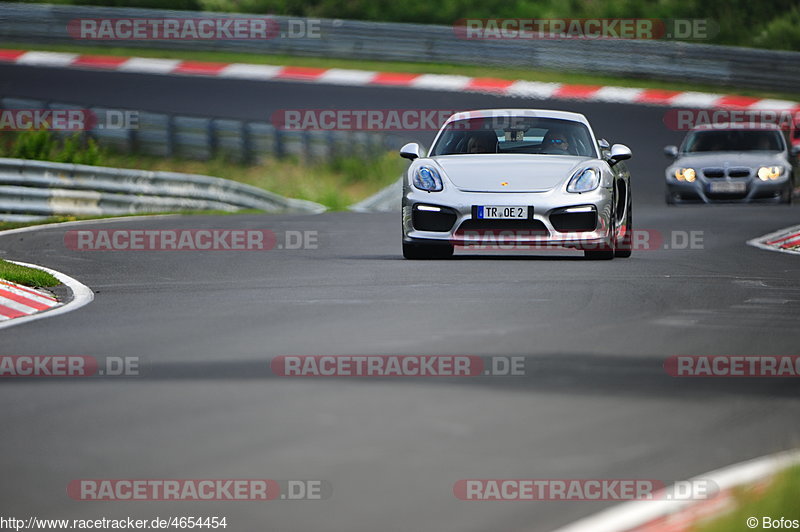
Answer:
[
  {"xmin": 0, "ymin": 303, "xmax": 26, "ymax": 319},
  {"xmin": 0, "ymin": 48, "xmax": 797, "ymax": 112},
  {"xmin": 0, "ymin": 289, "xmax": 51, "ymax": 311},
  {"xmin": 747, "ymin": 225, "xmax": 800, "ymax": 256},
  {"xmin": 0, "ymin": 280, "xmax": 57, "ymax": 302}
]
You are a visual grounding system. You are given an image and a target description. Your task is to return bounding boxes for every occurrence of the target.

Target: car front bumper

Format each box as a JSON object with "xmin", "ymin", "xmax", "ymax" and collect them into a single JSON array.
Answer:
[
  {"xmin": 402, "ymin": 184, "xmax": 617, "ymax": 250},
  {"xmin": 665, "ymin": 177, "xmax": 791, "ymax": 204}
]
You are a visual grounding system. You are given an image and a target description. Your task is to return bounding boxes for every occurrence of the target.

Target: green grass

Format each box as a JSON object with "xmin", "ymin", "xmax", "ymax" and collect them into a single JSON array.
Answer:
[
  {"xmin": 0, "ymin": 216, "xmax": 83, "ymax": 233},
  {"xmin": 691, "ymin": 465, "xmax": 800, "ymax": 532},
  {"xmin": 2, "ymin": 41, "xmax": 797, "ymax": 102},
  {"xmin": 0, "ymin": 209, "xmax": 272, "ymax": 232},
  {"xmin": 0, "ymin": 259, "xmax": 60, "ymax": 288},
  {"xmin": 0, "ymin": 129, "xmax": 406, "ymax": 211},
  {"xmin": 0, "ymin": 213, "xmax": 166, "ymax": 233},
  {"xmin": 0, "ymin": 129, "xmax": 104, "ymax": 165},
  {"xmin": 95, "ymin": 151, "xmax": 405, "ymax": 211}
]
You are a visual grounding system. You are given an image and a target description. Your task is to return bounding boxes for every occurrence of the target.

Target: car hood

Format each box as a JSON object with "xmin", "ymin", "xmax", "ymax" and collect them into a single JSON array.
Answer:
[
  {"xmin": 431, "ymin": 154, "xmax": 593, "ymax": 192},
  {"xmin": 673, "ymin": 152, "xmax": 787, "ymax": 168}
]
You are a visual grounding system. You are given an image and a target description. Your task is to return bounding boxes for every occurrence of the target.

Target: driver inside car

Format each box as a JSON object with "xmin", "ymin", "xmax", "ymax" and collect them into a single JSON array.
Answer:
[
  {"xmin": 542, "ymin": 131, "xmax": 572, "ymax": 154},
  {"xmin": 466, "ymin": 131, "xmax": 498, "ymax": 154}
]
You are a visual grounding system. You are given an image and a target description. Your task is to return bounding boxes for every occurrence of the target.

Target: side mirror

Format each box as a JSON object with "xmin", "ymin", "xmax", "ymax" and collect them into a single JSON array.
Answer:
[
  {"xmin": 791, "ymin": 145, "xmax": 800, "ymax": 157},
  {"xmin": 400, "ymin": 142, "xmax": 421, "ymax": 160},
  {"xmin": 608, "ymin": 144, "xmax": 632, "ymax": 167},
  {"xmin": 664, "ymin": 145, "xmax": 678, "ymax": 158}
]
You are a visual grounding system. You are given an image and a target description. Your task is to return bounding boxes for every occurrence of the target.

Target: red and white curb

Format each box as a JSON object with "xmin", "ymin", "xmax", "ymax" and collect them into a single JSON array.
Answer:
[
  {"xmin": 0, "ymin": 278, "xmax": 59, "ymax": 320},
  {"xmin": 0, "ymin": 216, "xmax": 182, "ymax": 330},
  {"xmin": 747, "ymin": 225, "xmax": 800, "ymax": 256},
  {"xmin": 1, "ymin": 49, "xmax": 798, "ymax": 111},
  {"xmin": 0, "ymin": 260, "xmax": 93, "ymax": 330},
  {"xmin": 550, "ymin": 450, "xmax": 800, "ymax": 532}
]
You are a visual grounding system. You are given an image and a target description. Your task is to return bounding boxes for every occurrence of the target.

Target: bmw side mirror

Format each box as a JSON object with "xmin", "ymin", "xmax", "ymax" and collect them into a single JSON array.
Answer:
[
  {"xmin": 664, "ymin": 145, "xmax": 678, "ymax": 158},
  {"xmin": 608, "ymin": 144, "xmax": 632, "ymax": 167},
  {"xmin": 400, "ymin": 142, "xmax": 421, "ymax": 160}
]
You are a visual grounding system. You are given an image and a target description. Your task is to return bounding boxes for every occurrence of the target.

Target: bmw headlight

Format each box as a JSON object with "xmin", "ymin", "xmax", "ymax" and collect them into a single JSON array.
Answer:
[
  {"xmin": 757, "ymin": 166, "xmax": 784, "ymax": 181},
  {"xmin": 567, "ymin": 168, "xmax": 601, "ymax": 193},
  {"xmin": 413, "ymin": 166, "xmax": 443, "ymax": 192},
  {"xmin": 674, "ymin": 168, "xmax": 696, "ymax": 182}
]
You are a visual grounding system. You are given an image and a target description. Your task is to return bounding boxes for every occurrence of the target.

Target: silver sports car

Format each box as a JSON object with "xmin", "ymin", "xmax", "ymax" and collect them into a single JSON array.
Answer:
[
  {"xmin": 664, "ymin": 123, "xmax": 798, "ymax": 204},
  {"xmin": 400, "ymin": 109, "xmax": 633, "ymax": 260}
]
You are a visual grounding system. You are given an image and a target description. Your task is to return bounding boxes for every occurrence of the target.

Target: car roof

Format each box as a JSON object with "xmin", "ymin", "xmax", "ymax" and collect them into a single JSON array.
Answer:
[
  {"xmin": 690, "ymin": 122, "xmax": 783, "ymax": 132},
  {"xmin": 444, "ymin": 109, "xmax": 590, "ymax": 126}
]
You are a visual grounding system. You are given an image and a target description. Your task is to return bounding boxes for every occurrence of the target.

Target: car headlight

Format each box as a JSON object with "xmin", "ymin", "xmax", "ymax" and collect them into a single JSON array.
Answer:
[
  {"xmin": 674, "ymin": 168, "xmax": 696, "ymax": 182},
  {"xmin": 567, "ymin": 168, "xmax": 601, "ymax": 193},
  {"xmin": 412, "ymin": 166, "xmax": 443, "ymax": 192},
  {"xmin": 757, "ymin": 166, "xmax": 784, "ymax": 181}
]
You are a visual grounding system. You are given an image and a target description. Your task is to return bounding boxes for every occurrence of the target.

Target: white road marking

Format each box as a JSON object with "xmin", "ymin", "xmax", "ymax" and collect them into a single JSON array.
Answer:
[
  {"xmin": 117, "ymin": 58, "xmax": 182, "ymax": 74},
  {"xmin": 16, "ymin": 51, "xmax": 78, "ymax": 67}
]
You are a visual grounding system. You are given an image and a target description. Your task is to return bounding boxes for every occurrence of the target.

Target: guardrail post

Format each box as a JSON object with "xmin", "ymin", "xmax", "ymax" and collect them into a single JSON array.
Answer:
[
  {"xmin": 129, "ymin": 118, "xmax": 138, "ymax": 154},
  {"xmin": 166, "ymin": 114, "xmax": 176, "ymax": 158},
  {"xmin": 326, "ymin": 131, "xmax": 337, "ymax": 161},
  {"xmin": 274, "ymin": 127, "xmax": 284, "ymax": 159},
  {"xmin": 303, "ymin": 130, "xmax": 312, "ymax": 161},
  {"xmin": 241, "ymin": 121, "xmax": 252, "ymax": 164},
  {"xmin": 207, "ymin": 118, "xmax": 217, "ymax": 160}
]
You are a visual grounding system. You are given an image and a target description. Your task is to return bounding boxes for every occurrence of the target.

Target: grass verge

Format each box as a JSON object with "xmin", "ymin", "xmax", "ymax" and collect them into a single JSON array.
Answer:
[
  {"xmin": 0, "ymin": 129, "xmax": 406, "ymax": 211},
  {"xmin": 2, "ymin": 42, "xmax": 797, "ymax": 102},
  {"xmin": 0, "ymin": 211, "xmax": 266, "ymax": 233},
  {"xmin": 0, "ymin": 259, "xmax": 60, "ymax": 288},
  {"xmin": 96, "ymin": 151, "xmax": 404, "ymax": 211},
  {"xmin": 691, "ymin": 465, "xmax": 800, "ymax": 531}
]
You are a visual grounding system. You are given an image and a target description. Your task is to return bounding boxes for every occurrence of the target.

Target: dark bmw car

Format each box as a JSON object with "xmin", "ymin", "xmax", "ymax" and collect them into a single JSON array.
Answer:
[{"xmin": 664, "ymin": 124, "xmax": 799, "ymax": 204}]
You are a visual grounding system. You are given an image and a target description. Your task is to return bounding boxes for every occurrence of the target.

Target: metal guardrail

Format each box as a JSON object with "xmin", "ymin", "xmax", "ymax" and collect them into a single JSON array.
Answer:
[
  {"xmin": 348, "ymin": 176, "xmax": 401, "ymax": 213},
  {"xmin": 0, "ymin": 96, "xmax": 394, "ymax": 164},
  {"xmin": 1, "ymin": 3, "xmax": 800, "ymax": 92},
  {"xmin": 0, "ymin": 157, "xmax": 326, "ymax": 220}
]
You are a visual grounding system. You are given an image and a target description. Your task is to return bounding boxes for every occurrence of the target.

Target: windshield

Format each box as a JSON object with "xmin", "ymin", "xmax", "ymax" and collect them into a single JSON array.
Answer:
[
  {"xmin": 430, "ymin": 116, "xmax": 597, "ymax": 158},
  {"xmin": 682, "ymin": 129, "xmax": 785, "ymax": 153}
]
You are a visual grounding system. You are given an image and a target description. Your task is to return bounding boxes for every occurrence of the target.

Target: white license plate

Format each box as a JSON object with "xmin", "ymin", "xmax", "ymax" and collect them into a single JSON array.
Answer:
[
  {"xmin": 477, "ymin": 206, "xmax": 528, "ymax": 219},
  {"xmin": 709, "ymin": 182, "xmax": 746, "ymax": 194}
]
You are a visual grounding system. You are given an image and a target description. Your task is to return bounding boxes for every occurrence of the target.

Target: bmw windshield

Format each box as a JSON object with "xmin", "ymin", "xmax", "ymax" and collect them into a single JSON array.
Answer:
[{"xmin": 682, "ymin": 129, "xmax": 786, "ymax": 153}]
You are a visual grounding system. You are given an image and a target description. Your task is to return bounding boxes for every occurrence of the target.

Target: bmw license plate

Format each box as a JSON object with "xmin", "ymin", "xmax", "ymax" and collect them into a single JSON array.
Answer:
[
  {"xmin": 476, "ymin": 206, "xmax": 528, "ymax": 219},
  {"xmin": 708, "ymin": 182, "xmax": 746, "ymax": 194}
]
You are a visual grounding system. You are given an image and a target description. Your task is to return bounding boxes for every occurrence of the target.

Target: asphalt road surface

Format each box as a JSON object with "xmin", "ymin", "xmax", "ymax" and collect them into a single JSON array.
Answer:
[{"xmin": 1, "ymin": 63, "xmax": 799, "ymax": 532}]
